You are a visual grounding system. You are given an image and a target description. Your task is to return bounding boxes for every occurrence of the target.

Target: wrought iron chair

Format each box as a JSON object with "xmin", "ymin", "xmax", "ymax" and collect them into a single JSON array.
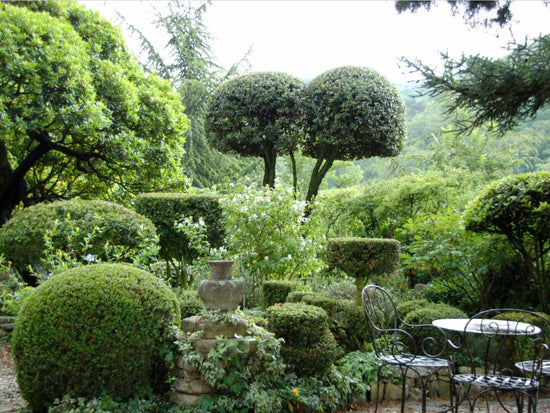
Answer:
[
  {"xmin": 447, "ymin": 309, "xmax": 550, "ymax": 413},
  {"xmin": 362, "ymin": 284, "xmax": 452, "ymax": 413}
]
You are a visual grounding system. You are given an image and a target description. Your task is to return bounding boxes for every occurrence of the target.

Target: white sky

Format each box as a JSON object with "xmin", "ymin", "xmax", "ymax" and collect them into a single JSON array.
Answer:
[{"xmin": 81, "ymin": 0, "xmax": 550, "ymax": 83}]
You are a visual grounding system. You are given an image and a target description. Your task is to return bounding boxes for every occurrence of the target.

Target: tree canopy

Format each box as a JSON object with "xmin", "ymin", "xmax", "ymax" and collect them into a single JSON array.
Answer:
[
  {"xmin": 0, "ymin": 1, "xmax": 188, "ymax": 225},
  {"xmin": 463, "ymin": 171, "xmax": 550, "ymax": 311},
  {"xmin": 205, "ymin": 71, "xmax": 305, "ymax": 187},
  {"xmin": 302, "ymin": 66, "xmax": 406, "ymax": 203}
]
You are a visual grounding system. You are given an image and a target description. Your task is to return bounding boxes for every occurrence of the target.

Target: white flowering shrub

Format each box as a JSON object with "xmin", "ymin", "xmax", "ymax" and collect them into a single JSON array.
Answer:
[{"xmin": 221, "ymin": 182, "xmax": 325, "ymax": 287}]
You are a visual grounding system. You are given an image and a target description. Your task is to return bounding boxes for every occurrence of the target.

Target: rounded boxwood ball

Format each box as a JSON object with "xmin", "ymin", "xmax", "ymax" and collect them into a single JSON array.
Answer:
[{"xmin": 12, "ymin": 263, "xmax": 181, "ymax": 412}]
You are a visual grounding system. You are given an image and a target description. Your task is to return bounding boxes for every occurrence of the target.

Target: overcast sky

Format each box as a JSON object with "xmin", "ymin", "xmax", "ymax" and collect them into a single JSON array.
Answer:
[{"xmin": 81, "ymin": 0, "xmax": 550, "ymax": 84}]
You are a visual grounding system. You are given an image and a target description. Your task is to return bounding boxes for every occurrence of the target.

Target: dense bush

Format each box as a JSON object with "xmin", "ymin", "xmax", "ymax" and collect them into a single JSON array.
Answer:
[
  {"xmin": 300, "ymin": 293, "xmax": 370, "ymax": 352},
  {"xmin": 12, "ymin": 264, "xmax": 180, "ymax": 411},
  {"xmin": 402, "ymin": 303, "xmax": 466, "ymax": 353},
  {"xmin": 262, "ymin": 280, "xmax": 300, "ymax": 307},
  {"xmin": 396, "ymin": 299, "xmax": 431, "ymax": 319},
  {"xmin": 135, "ymin": 193, "xmax": 224, "ymax": 288},
  {"xmin": 0, "ymin": 200, "xmax": 157, "ymax": 280},
  {"xmin": 326, "ymin": 238, "xmax": 400, "ymax": 303},
  {"xmin": 175, "ymin": 289, "xmax": 205, "ymax": 319},
  {"xmin": 463, "ymin": 171, "xmax": 550, "ymax": 312},
  {"xmin": 286, "ymin": 291, "xmax": 318, "ymax": 303},
  {"xmin": 266, "ymin": 303, "xmax": 338, "ymax": 376}
]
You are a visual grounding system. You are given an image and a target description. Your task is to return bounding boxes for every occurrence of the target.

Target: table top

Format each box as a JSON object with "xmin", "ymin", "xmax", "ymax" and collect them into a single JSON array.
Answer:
[{"xmin": 433, "ymin": 318, "xmax": 541, "ymax": 336}]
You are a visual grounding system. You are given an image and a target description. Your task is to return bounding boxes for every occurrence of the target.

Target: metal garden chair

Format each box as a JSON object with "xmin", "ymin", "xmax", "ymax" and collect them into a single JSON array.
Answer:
[
  {"xmin": 362, "ymin": 284, "xmax": 452, "ymax": 413},
  {"xmin": 447, "ymin": 309, "xmax": 550, "ymax": 413}
]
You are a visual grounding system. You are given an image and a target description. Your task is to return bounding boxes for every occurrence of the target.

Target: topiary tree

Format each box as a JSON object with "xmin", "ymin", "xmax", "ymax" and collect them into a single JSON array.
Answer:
[
  {"xmin": 303, "ymin": 66, "xmax": 406, "ymax": 205},
  {"xmin": 11, "ymin": 263, "xmax": 181, "ymax": 412},
  {"xmin": 205, "ymin": 72, "xmax": 305, "ymax": 188},
  {"xmin": 266, "ymin": 302, "xmax": 338, "ymax": 377},
  {"xmin": 326, "ymin": 237, "xmax": 400, "ymax": 304},
  {"xmin": 135, "ymin": 192, "xmax": 224, "ymax": 288},
  {"xmin": 463, "ymin": 171, "xmax": 550, "ymax": 312},
  {"xmin": 0, "ymin": 199, "xmax": 157, "ymax": 283},
  {"xmin": 261, "ymin": 280, "xmax": 300, "ymax": 308}
]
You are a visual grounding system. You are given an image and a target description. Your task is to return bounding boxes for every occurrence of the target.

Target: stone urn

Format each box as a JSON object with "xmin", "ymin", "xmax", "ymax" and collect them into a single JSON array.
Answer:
[{"xmin": 198, "ymin": 260, "xmax": 244, "ymax": 311}]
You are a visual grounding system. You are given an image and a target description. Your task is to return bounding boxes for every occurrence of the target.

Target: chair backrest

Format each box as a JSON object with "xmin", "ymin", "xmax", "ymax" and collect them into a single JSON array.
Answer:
[
  {"xmin": 362, "ymin": 284, "xmax": 447, "ymax": 360},
  {"xmin": 457, "ymin": 308, "xmax": 550, "ymax": 379}
]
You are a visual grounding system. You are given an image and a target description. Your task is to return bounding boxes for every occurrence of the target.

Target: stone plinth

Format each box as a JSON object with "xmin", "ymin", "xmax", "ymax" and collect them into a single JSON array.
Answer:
[{"xmin": 171, "ymin": 315, "xmax": 258, "ymax": 406}]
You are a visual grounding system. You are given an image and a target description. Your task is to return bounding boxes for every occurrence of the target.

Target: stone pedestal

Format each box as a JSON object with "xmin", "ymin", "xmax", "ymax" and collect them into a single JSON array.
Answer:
[{"xmin": 171, "ymin": 260, "xmax": 257, "ymax": 406}]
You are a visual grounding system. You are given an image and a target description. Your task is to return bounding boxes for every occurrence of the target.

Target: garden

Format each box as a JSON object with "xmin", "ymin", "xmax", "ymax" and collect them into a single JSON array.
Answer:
[{"xmin": 2, "ymin": 1, "xmax": 550, "ymax": 412}]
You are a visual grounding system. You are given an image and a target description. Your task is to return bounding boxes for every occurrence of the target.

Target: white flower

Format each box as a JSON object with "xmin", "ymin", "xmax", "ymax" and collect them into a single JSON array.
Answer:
[
  {"xmin": 264, "ymin": 256, "xmax": 269, "ymax": 261},
  {"xmin": 83, "ymin": 254, "xmax": 96, "ymax": 263},
  {"xmin": 287, "ymin": 254, "xmax": 292, "ymax": 260}
]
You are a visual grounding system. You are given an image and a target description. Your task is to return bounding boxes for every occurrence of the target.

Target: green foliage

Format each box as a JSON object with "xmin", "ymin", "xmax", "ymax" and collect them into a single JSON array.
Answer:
[
  {"xmin": 300, "ymin": 294, "xmax": 370, "ymax": 352},
  {"xmin": 326, "ymin": 237, "xmax": 400, "ymax": 303},
  {"xmin": 175, "ymin": 289, "xmax": 205, "ymax": 319},
  {"xmin": 396, "ymin": 299, "xmax": 430, "ymax": 319},
  {"xmin": 0, "ymin": 2, "xmax": 188, "ymax": 223},
  {"xmin": 402, "ymin": 303, "xmax": 467, "ymax": 352},
  {"xmin": 220, "ymin": 182, "xmax": 325, "ymax": 304},
  {"xmin": 302, "ymin": 66, "xmax": 406, "ymax": 202},
  {"xmin": 403, "ymin": 210, "xmax": 530, "ymax": 312},
  {"xmin": 336, "ymin": 351, "xmax": 384, "ymax": 397},
  {"xmin": 48, "ymin": 394, "xmax": 172, "ymax": 413},
  {"xmin": 205, "ymin": 72, "xmax": 305, "ymax": 186},
  {"xmin": 135, "ymin": 193, "xmax": 224, "ymax": 288},
  {"xmin": 12, "ymin": 263, "xmax": 181, "ymax": 411},
  {"xmin": 326, "ymin": 238, "xmax": 400, "ymax": 278},
  {"xmin": 262, "ymin": 280, "xmax": 300, "ymax": 308},
  {"xmin": 0, "ymin": 199, "xmax": 157, "ymax": 278},
  {"xmin": 266, "ymin": 303, "xmax": 338, "ymax": 377},
  {"xmin": 463, "ymin": 171, "xmax": 550, "ymax": 311}
]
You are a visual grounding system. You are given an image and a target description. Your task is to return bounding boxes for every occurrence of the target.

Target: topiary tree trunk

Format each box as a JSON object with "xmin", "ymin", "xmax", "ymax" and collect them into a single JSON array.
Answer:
[{"xmin": 325, "ymin": 238, "xmax": 400, "ymax": 304}]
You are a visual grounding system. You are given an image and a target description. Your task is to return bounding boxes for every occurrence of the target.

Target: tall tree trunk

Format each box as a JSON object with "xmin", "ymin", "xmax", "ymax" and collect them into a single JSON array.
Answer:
[
  {"xmin": 289, "ymin": 151, "xmax": 297, "ymax": 199},
  {"xmin": 305, "ymin": 151, "xmax": 337, "ymax": 216},
  {"xmin": 262, "ymin": 151, "xmax": 277, "ymax": 188},
  {"xmin": 0, "ymin": 139, "xmax": 49, "ymax": 227}
]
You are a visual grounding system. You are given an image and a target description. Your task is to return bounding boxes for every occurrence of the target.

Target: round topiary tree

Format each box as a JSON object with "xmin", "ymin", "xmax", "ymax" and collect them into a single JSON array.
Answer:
[
  {"xmin": 266, "ymin": 302, "xmax": 338, "ymax": 377},
  {"xmin": 0, "ymin": 199, "xmax": 157, "ymax": 283},
  {"xmin": 463, "ymin": 171, "xmax": 550, "ymax": 312},
  {"xmin": 303, "ymin": 66, "xmax": 406, "ymax": 204},
  {"xmin": 326, "ymin": 237, "xmax": 400, "ymax": 304},
  {"xmin": 11, "ymin": 263, "xmax": 181, "ymax": 412},
  {"xmin": 205, "ymin": 71, "xmax": 305, "ymax": 188}
]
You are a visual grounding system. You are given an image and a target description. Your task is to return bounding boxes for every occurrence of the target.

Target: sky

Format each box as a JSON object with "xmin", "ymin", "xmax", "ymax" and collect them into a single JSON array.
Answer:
[{"xmin": 81, "ymin": 0, "xmax": 550, "ymax": 84}]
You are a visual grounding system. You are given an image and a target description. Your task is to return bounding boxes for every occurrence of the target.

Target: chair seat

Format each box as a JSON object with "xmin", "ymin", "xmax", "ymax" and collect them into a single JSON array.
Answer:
[
  {"xmin": 453, "ymin": 373, "xmax": 539, "ymax": 390},
  {"xmin": 515, "ymin": 359, "xmax": 550, "ymax": 376},
  {"xmin": 379, "ymin": 353, "xmax": 448, "ymax": 368}
]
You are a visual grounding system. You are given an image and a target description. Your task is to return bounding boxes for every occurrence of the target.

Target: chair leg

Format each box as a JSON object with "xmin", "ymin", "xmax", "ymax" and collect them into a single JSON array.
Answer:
[
  {"xmin": 374, "ymin": 364, "xmax": 381, "ymax": 413},
  {"xmin": 400, "ymin": 367, "xmax": 408, "ymax": 413}
]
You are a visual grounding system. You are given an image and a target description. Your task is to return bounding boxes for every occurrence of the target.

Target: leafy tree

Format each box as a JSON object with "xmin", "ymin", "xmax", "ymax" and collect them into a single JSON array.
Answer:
[
  {"xmin": 302, "ymin": 66, "xmax": 406, "ymax": 204},
  {"xmin": 395, "ymin": 1, "xmax": 514, "ymax": 27},
  {"xmin": 0, "ymin": 1, "xmax": 188, "ymax": 225},
  {"xmin": 463, "ymin": 171, "xmax": 550, "ymax": 312},
  {"xmin": 121, "ymin": 0, "xmax": 258, "ymax": 188},
  {"xmin": 205, "ymin": 72, "xmax": 305, "ymax": 188},
  {"xmin": 406, "ymin": 36, "xmax": 550, "ymax": 135},
  {"xmin": 398, "ymin": 0, "xmax": 550, "ymax": 135}
]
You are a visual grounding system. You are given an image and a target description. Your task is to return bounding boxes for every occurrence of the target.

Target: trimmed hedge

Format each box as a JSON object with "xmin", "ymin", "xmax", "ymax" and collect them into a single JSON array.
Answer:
[
  {"xmin": 12, "ymin": 264, "xmax": 180, "ymax": 411},
  {"xmin": 262, "ymin": 280, "xmax": 300, "ymax": 307},
  {"xmin": 326, "ymin": 237, "xmax": 400, "ymax": 303},
  {"xmin": 300, "ymin": 293, "xmax": 369, "ymax": 352},
  {"xmin": 0, "ymin": 200, "xmax": 157, "ymax": 278},
  {"xmin": 135, "ymin": 193, "xmax": 224, "ymax": 287},
  {"xmin": 266, "ymin": 303, "xmax": 338, "ymax": 376}
]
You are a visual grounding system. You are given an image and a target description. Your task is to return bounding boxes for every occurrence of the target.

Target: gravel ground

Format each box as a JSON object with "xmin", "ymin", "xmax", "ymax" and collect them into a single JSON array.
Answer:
[{"xmin": 0, "ymin": 342, "xmax": 26, "ymax": 412}]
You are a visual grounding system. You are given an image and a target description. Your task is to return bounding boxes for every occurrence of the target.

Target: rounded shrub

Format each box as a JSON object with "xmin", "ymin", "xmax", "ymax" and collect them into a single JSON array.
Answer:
[
  {"xmin": 262, "ymin": 280, "xmax": 300, "ymax": 308},
  {"xmin": 402, "ymin": 303, "xmax": 467, "ymax": 353},
  {"xmin": 0, "ymin": 199, "xmax": 157, "ymax": 277},
  {"xmin": 266, "ymin": 303, "xmax": 338, "ymax": 376},
  {"xmin": 286, "ymin": 290, "xmax": 318, "ymax": 303},
  {"xmin": 397, "ymin": 299, "xmax": 431, "ymax": 319},
  {"xmin": 12, "ymin": 263, "xmax": 181, "ymax": 412},
  {"xmin": 176, "ymin": 289, "xmax": 205, "ymax": 319}
]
